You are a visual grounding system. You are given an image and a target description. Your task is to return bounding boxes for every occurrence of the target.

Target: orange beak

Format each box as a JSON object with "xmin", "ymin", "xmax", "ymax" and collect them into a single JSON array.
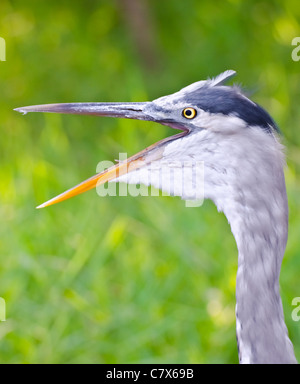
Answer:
[{"xmin": 36, "ymin": 156, "xmax": 146, "ymax": 209}]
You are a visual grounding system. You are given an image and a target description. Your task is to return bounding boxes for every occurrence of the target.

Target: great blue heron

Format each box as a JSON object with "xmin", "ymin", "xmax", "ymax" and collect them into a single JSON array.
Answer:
[{"xmin": 15, "ymin": 70, "xmax": 297, "ymax": 364}]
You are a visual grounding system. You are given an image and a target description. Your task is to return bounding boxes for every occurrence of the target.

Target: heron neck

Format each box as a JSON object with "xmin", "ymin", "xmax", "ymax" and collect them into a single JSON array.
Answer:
[{"xmin": 221, "ymin": 166, "xmax": 296, "ymax": 364}]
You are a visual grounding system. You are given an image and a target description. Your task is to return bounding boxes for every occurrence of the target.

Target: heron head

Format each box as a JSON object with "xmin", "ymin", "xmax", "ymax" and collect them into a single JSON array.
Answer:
[{"xmin": 15, "ymin": 70, "xmax": 280, "ymax": 208}]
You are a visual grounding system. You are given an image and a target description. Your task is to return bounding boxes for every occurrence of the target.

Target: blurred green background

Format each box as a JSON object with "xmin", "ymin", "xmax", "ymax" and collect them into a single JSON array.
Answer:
[{"xmin": 0, "ymin": 0, "xmax": 300, "ymax": 364}]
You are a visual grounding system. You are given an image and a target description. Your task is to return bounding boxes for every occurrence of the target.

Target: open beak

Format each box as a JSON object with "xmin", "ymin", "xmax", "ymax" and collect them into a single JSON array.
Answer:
[{"xmin": 15, "ymin": 102, "xmax": 188, "ymax": 208}]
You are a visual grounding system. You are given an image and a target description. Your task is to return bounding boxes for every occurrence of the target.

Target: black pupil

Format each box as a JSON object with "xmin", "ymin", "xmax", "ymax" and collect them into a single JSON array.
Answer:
[{"xmin": 185, "ymin": 109, "xmax": 192, "ymax": 116}]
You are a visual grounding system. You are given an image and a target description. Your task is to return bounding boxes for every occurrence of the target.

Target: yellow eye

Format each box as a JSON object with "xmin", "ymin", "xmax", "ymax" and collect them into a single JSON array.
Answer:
[{"xmin": 182, "ymin": 107, "xmax": 197, "ymax": 119}]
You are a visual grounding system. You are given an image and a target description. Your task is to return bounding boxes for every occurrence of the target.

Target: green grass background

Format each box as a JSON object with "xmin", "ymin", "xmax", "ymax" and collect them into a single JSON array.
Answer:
[{"xmin": 0, "ymin": 0, "xmax": 300, "ymax": 363}]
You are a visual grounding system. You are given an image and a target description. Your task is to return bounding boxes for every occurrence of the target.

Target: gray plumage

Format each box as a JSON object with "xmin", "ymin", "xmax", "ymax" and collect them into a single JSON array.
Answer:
[{"xmin": 15, "ymin": 70, "xmax": 297, "ymax": 364}]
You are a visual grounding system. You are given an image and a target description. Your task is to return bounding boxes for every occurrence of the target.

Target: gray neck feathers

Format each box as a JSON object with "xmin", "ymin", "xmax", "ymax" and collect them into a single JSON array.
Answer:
[
  {"xmin": 228, "ymin": 172, "xmax": 296, "ymax": 364},
  {"xmin": 203, "ymin": 128, "xmax": 297, "ymax": 364}
]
